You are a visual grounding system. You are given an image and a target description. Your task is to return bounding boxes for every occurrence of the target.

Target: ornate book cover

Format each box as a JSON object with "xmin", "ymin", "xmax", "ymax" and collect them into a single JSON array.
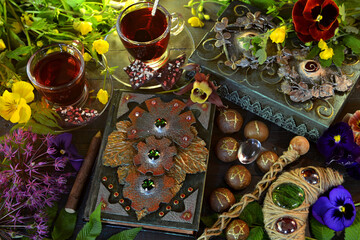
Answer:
[
  {"xmin": 189, "ymin": 1, "xmax": 360, "ymax": 141},
  {"xmin": 84, "ymin": 90, "xmax": 215, "ymax": 234}
]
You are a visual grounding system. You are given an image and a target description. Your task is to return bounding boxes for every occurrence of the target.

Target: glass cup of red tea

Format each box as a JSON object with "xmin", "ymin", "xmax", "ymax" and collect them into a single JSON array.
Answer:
[
  {"xmin": 26, "ymin": 43, "xmax": 88, "ymax": 107},
  {"xmin": 116, "ymin": 2, "xmax": 184, "ymax": 69}
]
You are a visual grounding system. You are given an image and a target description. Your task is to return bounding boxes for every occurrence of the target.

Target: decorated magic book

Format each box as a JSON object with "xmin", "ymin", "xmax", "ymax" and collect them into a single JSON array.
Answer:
[{"xmin": 84, "ymin": 90, "xmax": 215, "ymax": 234}]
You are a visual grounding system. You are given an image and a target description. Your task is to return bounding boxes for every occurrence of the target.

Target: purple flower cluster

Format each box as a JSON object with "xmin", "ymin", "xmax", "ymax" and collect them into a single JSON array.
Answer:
[
  {"xmin": 317, "ymin": 122, "xmax": 360, "ymax": 179},
  {"xmin": 0, "ymin": 129, "xmax": 82, "ymax": 239}
]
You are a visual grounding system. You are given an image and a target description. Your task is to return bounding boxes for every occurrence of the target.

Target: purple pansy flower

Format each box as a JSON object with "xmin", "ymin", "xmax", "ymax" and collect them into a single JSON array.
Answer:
[
  {"xmin": 312, "ymin": 185, "xmax": 356, "ymax": 231},
  {"xmin": 317, "ymin": 122, "xmax": 360, "ymax": 165},
  {"xmin": 47, "ymin": 133, "xmax": 83, "ymax": 171}
]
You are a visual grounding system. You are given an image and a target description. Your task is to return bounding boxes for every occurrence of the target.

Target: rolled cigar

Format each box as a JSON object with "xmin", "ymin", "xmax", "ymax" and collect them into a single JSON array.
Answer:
[{"xmin": 65, "ymin": 131, "xmax": 102, "ymax": 213}]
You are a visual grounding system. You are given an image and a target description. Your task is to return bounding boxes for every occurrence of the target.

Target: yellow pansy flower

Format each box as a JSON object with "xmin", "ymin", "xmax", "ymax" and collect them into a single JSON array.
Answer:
[
  {"xmin": 190, "ymin": 80, "xmax": 212, "ymax": 104},
  {"xmin": 11, "ymin": 22, "xmax": 22, "ymax": 34},
  {"xmin": 270, "ymin": 26, "xmax": 286, "ymax": 44},
  {"xmin": 79, "ymin": 22, "xmax": 93, "ymax": 35},
  {"xmin": 96, "ymin": 89, "xmax": 109, "ymax": 104},
  {"xmin": 83, "ymin": 52, "xmax": 92, "ymax": 62},
  {"xmin": 318, "ymin": 39, "xmax": 328, "ymax": 50},
  {"xmin": 319, "ymin": 47, "xmax": 334, "ymax": 60},
  {"xmin": 37, "ymin": 41, "xmax": 44, "ymax": 47},
  {"xmin": 0, "ymin": 39, "xmax": 5, "ymax": 51},
  {"xmin": 0, "ymin": 81, "xmax": 34, "ymax": 123},
  {"xmin": 188, "ymin": 17, "xmax": 204, "ymax": 28},
  {"xmin": 93, "ymin": 39, "xmax": 109, "ymax": 54}
]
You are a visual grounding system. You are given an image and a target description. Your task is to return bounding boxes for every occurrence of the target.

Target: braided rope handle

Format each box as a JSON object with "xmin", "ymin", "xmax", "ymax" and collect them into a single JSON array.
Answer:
[{"xmin": 197, "ymin": 136, "xmax": 309, "ymax": 240}]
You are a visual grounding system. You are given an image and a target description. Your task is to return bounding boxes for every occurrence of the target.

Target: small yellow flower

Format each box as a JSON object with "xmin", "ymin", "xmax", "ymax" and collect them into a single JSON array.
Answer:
[
  {"xmin": 94, "ymin": 15, "xmax": 103, "ymax": 22},
  {"xmin": 270, "ymin": 26, "xmax": 286, "ymax": 44},
  {"xmin": 0, "ymin": 39, "xmax": 6, "ymax": 51},
  {"xmin": 318, "ymin": 39, "xmax": 327, "ymax": 50},
  {"xmin": 190, "ymin": 81, "xmax": 212, "ymax": 104},
  {"xmin": 37, "ymin": 41, "xmax": 44, "ymax": 47},
  {"xmin": 0, "ymin": 81, "xmax": 34, "ymax": 123},
  {"xmin": 53, "ymin": 29, "xmax": 59, "ymax": 34},
  {"xmin": 93, "ymin": 39, "xmax": 109, "ymax": 55},
  {"xmin": 21, "ymin": 13, "xmax": 33, "ymax": 26},
  {"xmin": 96, "ymin": 89, "xmax": 109, "ymax": 104},
  {"xmin": 319, "ymin": 47, "xmax": 334, "ymax": 60},
  {"xmin": 188, "ymin": 17, "xmax": 204, "ymax": 28},
  {"xmin": 83, "ymin": 52, "xmax": 92, "ymax": 62},
  {"xmin": 79, "ymin": 22, "xmax": 92, "ymax": 35},
  {"xmin": 11, "ymin": 22, "xmax": 22, "ymax": 34}
]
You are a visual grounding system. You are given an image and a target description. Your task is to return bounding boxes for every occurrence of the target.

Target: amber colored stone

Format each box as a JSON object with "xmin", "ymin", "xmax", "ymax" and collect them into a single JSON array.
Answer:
[
  {"xmin": 275, "ymin": 217, "xmax": 297, "ymax": 234},
  {"xmin": 225, "ymin": 219, "xmax": 250, "ymax": 240},
  {"xmin": 215, "ymin": 137, "xmax": 240, "ymax": 163},
  {"xmin": 209, "ymin": 188, "xmax": 235, "ymax": 213},
  {"xmin": 289, "ymin": 136, "xmax": 310, "ymax": 155},
  {"xmin": 301, "ymin": 168, "xmax": 319, "ymax": 184},
  {"xmin": 225, "ymin": 165, "xmax": 251, "ymax": 190},
  {"xmin": 243, "ymin": 120, "xmax": 269, "ymax": 142},
  {"xmin": 256, "ymin": 151, "xmax": 278, "ymax": 173},
  {"xmin": 217, "ymin": 109, "xmax": 243, "ymax": 134}
]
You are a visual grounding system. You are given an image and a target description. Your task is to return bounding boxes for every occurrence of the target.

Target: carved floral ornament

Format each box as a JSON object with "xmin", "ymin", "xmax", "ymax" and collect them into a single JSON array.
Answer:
[{"xmin": 102, "ymin": 97, "xmax": 209, "ymax": 220}]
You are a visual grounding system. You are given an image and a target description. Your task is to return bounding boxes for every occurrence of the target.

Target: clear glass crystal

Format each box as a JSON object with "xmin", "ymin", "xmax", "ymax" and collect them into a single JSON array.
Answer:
[{"xmin": 238, "ymin": 139, "xmax": 261, "ymax": 164}]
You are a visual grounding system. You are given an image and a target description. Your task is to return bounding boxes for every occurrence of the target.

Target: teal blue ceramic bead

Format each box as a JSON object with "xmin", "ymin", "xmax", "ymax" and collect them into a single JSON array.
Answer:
[{"xmin": 272, "ymin": 183, "xmax": 305, "ymax": 210}]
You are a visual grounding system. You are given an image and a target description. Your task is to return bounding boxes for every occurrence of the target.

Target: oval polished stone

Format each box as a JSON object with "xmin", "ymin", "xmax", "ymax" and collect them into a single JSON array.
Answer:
[
  {"xmin": 275, "ymin": 217, "xmax": 297, "ymax": 234},
  {"xmin": 272, "ymin": 183, "xmax": 305, "ymax": 210},
  {"xmin": 301, "ymin": 168, "xmax": 319, "ymax": 185}
]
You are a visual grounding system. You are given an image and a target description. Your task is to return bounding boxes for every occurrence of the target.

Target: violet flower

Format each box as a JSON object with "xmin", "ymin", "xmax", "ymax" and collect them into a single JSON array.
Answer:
[
  {"xmin": 317, "ymin": 122, "xmax": 360, "ymax": 165},
  {"xmin": 0, "ymin": 129, "xmax": 74, "ymax": 239},
  {"xmin": 312, "ymin": 185, "xmax": 356, "ymax": 231},
  {"xmin": 47, "ymin": 133, "xmax": 83, "ymax": 171}
]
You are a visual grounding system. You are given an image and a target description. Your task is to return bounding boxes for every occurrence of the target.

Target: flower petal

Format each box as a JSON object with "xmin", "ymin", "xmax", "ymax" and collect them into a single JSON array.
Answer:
[
  {"xmin": 312, "ymin": 196, "xmax": 334, "ymax": 225},
  {"xmin": 328, "ymin": 185, "xmax": 351, "ymax": 205},
  {"xmin": 292, "ymin": 0, "xmax": 315, "ymax": 35},
  {"xmin": 12, "ymin": 81, "xmax": 34, "ymax": 103},
  {"xmin": 17, "ymin": 100, "xmax": 31, "ymax": 123},
  {"xmin": 303, "ymin": 0, "xmax": 324, "ymax": 21},
  {"xmin": 322, "ymin": 207, "xmax": 346, "ymax": 231},
  {"xmin": 309, "ymin": 20, "xmax": 339, "ymax": 41}
]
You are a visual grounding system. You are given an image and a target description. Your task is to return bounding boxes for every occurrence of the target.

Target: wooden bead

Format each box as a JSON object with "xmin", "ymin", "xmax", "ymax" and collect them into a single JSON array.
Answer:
[
  {"xmin": 256, "ymin": 151, "xmax": 278, "ymax": 173},
  {"xmin": 289, "ymin": 136, "xmax": 310, "ymax": 155},
  {"xmin": 225, "ymin": 165, "xmax": 251, "ymax": 190},
  {"xmin": 243, "ymin": 120, "xmax": 269, "ymax": 142},
  {"xmin": 209, "ymin": 188, "xmax": 235, "ymax": 213},
  {"xmin": 217, "ymin": 109, "xmax": 243, "ymax": 134},
  {"xmin": 226, "ymin": 219, "xmax": 250, "ymax": 240},
  {"xmin": 216, "ymin": 137, "xmax": 240, "ymax": 162}
]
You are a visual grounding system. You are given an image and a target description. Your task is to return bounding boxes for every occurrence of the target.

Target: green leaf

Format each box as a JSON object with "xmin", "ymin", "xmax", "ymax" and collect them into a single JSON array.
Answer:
[
  {"xmin": 249, "ymin": 0, "xmax": 276, "ymax": 11},
  {"xmin": 67, "ymin": 0, "xmax": 85, "ymax": 10},
  {"xmin": 32, "ymin": 112, "xmax": 59, "ymax": 128},
  {"xmin": 5, "ymin": 46, "xmax": 32, "ymax": 61},
  {"xmin": 310, "ymin": 216, "xmax": 335, "ymax": 240},
  {"xmin": 343, "ymin": 35, "xmax": 360, "ymax": 54},
  {"xmin": 239, "ymin": 201, "xmax": 263, "ymax": 227},
  {"xmin": 107, "ymin": 227, "xmax": 142, "ymax": 240},
  {"xmin": 333, "ymin": 45, "xmax": 345, "ymax": 67},
  {"xmin": 345, "ymin": 210, "xmax": 360, "ymax": 240},
  {"xmin": 76, "ymin": 203, "xmax": 102, "ymax": 240},
  {"xmin": 343, "ymin": 26, "xmax": 359, "ymax": 34},
  {"xmin": 306, "ymin": 46, "xmax": 321, "ymax": 60},
  {"xmin": 46, "ymin": 203, "xmax": 58, "ymax": 227},
  {"xmin": 319, "ymin": 58, "xmax": 332, "ymax": 68},
  {"xmin": 247, "ymin": 226, "xmax": 265, "ymax": 240},
  {"xmin": 255, "ymin": 48, "xmax": 267, "ymax": 65},
  {"xmin": 201, "ymin": 213, "xmax": 219, "ymax": 228},
  {"xmin": 339, "ymin": 4, "xmax": 346, "ymax": 22},
  {"xmin": 52, "ymin": 208, "xmax": 77, "ymax": 240},
  {"xmin": 24, "ymin": 119, "xmax": 56, "ymax": 134}
]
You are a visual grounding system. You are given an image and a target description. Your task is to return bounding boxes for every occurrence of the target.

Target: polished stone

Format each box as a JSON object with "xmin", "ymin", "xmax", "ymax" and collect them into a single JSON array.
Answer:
[{"xmin": 272, "ymin": 183, "xmax": 305, "ymax": 209}]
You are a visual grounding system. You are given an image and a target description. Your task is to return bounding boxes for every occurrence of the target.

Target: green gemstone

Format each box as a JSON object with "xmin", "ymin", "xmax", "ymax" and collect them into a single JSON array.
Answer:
[
  {"xmin": 142, "ymin": 179, "xmax": 155, "ymax": 191},
  {"xmin": 155, "ymin": 118, "xmax": 167, "ymax": 128},
  {"xmin": 272, "ymin": 183, "xmax": 305, "ymax": 210},
  {"xmin": 148, "ymin": 149, "xmax": 160, "ymax": 160}
]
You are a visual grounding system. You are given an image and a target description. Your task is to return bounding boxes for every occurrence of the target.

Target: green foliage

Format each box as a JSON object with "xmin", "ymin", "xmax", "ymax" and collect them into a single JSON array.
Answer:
[
  {"xmin": 76, "ymin": 203, "xmax": 102, "ymax": 240},
  {"xmin": 52, "ymin": 209, "xmax": 77, "ymax": 240},
  {"xmin": 107, "ymin": 227, "xmax": 142, "ymax": 240},
  {"xmin": 345, "ymin": 211, "xmax": 360, "ymax": 240},
  {"xmin": 310, "ymin": 216, "xmax": 335, "ymax": 240},
  {"xmin": 201, "ymin": 213, "xmax": 219, "ymax": 228},
  {"xmin": 46, "ymin": 203, "xmax": 59, "ymax": 227},
  {"xmin": 239, "ymin": 201, "xmax": 263, "ymax": 227},
  {"xmin": 333, "ymin": 45, "xmax": 345, "ymax": 67},
  {"xmin": 306, "ymin": 46, "xmax": 321, "ymax": 60},
  {"xmin": 247, "ymin": 226, "xmax": 268, "ymax": 240},
  {"xmin": 343, "ymin": 35, "xmax": 360, "ymax": 54}
]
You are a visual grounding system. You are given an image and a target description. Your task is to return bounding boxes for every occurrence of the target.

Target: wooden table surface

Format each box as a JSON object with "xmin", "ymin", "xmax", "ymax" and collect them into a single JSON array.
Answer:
[{"xmin": 68, "ymin": 1, "xmax": 360, "ymax": 239}]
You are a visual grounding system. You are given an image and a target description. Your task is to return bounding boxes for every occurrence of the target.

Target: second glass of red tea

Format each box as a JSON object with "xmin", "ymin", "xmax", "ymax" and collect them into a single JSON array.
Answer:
[
  {"xmin": 116, "ymin": 2, "xmax": 172, "ymax": 69},
  {"xmin": 27, "ymin": 43, "xmax": 88, "ymax": 106}
]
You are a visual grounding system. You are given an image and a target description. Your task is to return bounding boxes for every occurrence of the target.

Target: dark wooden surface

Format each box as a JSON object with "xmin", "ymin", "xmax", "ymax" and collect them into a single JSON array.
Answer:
[{"xmin": 68, "ymin": 1, "xmax": 360, "ymax": 239}]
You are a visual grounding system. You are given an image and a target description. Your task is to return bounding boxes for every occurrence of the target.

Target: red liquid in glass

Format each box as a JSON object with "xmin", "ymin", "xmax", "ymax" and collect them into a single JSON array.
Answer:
[
  {"xmin": 33, "ymin": 52, "xmax": 85, "ymax": 105},
  {"xmin": 119, "ymin": 7, "xmax": 170, "ymax": 61}
]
